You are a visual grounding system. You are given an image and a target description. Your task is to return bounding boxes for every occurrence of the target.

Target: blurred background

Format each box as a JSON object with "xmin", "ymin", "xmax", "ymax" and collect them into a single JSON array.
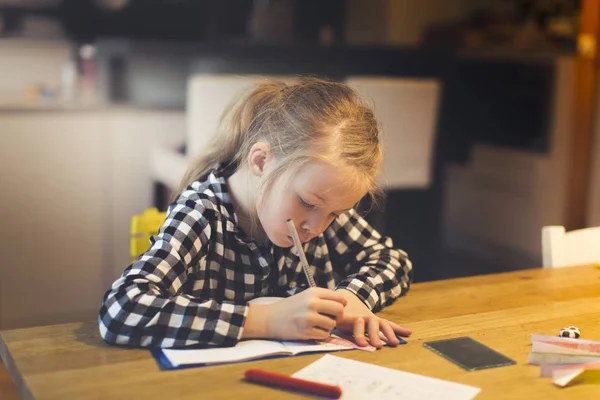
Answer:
[{"xmin": 1, "ymin": 0, "xmax": 599, "ymax": 330}]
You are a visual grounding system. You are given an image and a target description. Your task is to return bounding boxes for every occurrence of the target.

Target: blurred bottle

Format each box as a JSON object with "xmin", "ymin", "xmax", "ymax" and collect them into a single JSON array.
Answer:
[{"xmin": 79, "ymin": 44, "xmax": 97, "ymax": 104}]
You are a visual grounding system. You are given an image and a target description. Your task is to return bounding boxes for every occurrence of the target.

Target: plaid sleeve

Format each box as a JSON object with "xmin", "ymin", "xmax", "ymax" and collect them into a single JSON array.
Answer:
[
  {"xmin": 98, "ymin": 198, "xmax": 248, "ymax": 348},
  {"xmin": 324, "ymin": 208, "xmax": 412, "ymax": 312}
]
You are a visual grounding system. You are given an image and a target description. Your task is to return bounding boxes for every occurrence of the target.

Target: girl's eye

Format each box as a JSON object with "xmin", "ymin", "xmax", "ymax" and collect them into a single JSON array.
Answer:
[{"xmin": 300, "ymin": 197, "xmax": 316, "ymax": 209}]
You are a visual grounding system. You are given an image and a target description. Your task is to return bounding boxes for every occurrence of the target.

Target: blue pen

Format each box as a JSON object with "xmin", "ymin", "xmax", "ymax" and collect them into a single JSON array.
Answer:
[{"xmin": 376, "ymin": 332, "xmax": 407, "ymax": 345}]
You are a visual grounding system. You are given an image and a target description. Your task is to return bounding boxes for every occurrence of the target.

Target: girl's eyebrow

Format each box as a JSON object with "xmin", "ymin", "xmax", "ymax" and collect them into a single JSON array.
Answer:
[
  {"xmin": 308, "ymin": 192, "xmax": 327, "ymax": 203},
  {"xmin": 306, "ymin": 192, "xmax": 351, "ymax": 214}
]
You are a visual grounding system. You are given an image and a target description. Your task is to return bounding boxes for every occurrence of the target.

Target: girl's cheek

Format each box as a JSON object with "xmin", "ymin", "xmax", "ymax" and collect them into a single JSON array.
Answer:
[
  {"xmin": 283, "ymin": 207, "xmax": 305, "ymax": 228},
  {"xmin": 282, "ymin": 196, "xmax": 300, "ymax": 216}
]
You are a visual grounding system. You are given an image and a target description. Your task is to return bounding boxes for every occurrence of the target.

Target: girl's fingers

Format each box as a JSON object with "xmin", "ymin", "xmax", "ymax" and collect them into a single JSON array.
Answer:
[
  {"xmin": 312, "ymin": 288, "xmax": 348, "ymax": 307},
  {"xmin": 388, "ymin": 320, "xmax": 412, "ymax": 337},
  {"xmin": 312, "ymin": 314, "xmax": 337, "ymax": 332},
  {"xmin": 315, "ymin": 299, "xmax": 345, "ymax": 321},
  {"xmin": 379, "ymin": 320, "xmax": 400, "ymax": 346},
  {"xmin": 353, "ymin": 317, "xmax": 368, "ymax": 347},
  {"xmin": 367, "ymin": 317, "xmax": 383, "ymax": 348},
  {"xmin": 309, "ymin": 326, "xmax": 332, "ymax": 340}
]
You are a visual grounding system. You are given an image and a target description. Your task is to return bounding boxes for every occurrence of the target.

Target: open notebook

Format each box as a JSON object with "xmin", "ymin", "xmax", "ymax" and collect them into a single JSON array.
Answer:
[
  {"xmin": 151, "ymin": 297, "xmax": 377, "ymax": 370},
  {"xmin": 153, "ymin": 332, "xmax": 376, "ymax": 369}
]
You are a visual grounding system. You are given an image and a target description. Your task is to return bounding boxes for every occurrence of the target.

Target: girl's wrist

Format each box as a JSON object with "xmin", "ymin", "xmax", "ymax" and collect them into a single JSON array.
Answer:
[
  {"xmin": 336, "ymin": 288, "xmax": 362, "ymax": 305},
  {"xmin": 242, "ymin": 304, "xmax": 270, "ymax": 339}
]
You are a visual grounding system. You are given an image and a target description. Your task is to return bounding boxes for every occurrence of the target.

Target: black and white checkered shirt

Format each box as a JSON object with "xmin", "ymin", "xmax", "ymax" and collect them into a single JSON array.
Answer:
[{"xmin": 98, "ymin": 166, "xmax": 412, "ymax": 348}]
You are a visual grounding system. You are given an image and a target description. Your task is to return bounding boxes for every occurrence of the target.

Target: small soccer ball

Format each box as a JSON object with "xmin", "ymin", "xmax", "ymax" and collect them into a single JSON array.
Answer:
[{"xmin": 559, "ymin": 326, "xmax": 581, "ymax": 339}]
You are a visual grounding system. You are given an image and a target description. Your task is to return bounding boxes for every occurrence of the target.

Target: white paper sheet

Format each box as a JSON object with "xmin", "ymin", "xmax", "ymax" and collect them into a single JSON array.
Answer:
[
  {"xmin": 292, "ymin": 354, "xmax": 481, "ymax": 400},
  {"xmin": 531, "ymin": 334, "xmax": 600, "ymax": 355},
  {"xmin": 552, "ymin": 362, "xmax": 600, "ymax": 387}
]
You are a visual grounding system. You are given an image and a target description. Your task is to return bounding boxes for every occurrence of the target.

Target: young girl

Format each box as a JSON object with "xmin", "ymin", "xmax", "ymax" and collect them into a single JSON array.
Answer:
[{"xmin": 98, "ymin": 77, "xmax": 413, "ymax": 349}]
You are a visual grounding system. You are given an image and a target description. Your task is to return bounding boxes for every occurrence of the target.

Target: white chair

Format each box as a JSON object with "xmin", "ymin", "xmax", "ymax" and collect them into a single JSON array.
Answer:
[
  {"xmin": 150, "ymin": 74, "xmax": 297, "ymax": 190},
  {"xmin": 186, "ymin": 74, "xmax": 298, "ymax": 157},
  {"xmin": 541, "ymin": 225, "xmax": 600, "ymax": 268},
  {"xmin": 345, "ymin": 76, "xmax": 440, "ymax": 190}
]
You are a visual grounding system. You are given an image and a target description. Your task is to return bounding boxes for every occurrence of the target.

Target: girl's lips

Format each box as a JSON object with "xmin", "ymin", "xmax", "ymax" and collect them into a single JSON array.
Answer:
[
  {"xmin": 287, "ymin": 230, "xmax": 313, "ymax": 245},
  {"xmin": 288, "ymin": 235, "xmax": 309, "ymax": 245}
]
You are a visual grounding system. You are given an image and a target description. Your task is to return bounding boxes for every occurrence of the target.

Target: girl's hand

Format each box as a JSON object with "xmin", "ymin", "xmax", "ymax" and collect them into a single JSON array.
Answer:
[
  {"xmin": 245, "ymin": 288, "xmax": 347, "ymax": 341},
  {"xmin": 334, "ymin": 289, "xmax": 412, "ymax": 348}
]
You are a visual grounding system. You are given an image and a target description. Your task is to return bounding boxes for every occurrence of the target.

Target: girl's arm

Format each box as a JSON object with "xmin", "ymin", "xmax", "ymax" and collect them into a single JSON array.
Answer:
[
  {"xmin": 98, "ymin": 201, "xmax": 248, "ymax": 348},
  {"xmin": 324, "ymin": 208, "xmax": 413, "ymax": 313}
]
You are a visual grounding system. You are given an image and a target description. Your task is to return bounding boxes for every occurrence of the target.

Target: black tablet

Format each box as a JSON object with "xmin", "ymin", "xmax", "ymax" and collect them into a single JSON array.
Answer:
[{"xmin": 424, "ymin": 336, "xmax": 516, "ymax": 371}]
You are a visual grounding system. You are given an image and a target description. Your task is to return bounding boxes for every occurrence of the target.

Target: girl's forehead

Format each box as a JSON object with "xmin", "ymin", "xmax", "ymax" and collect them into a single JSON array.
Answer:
[{"xmin": 288, "ymin": 162, "xmax": 367, "ymax": 203}]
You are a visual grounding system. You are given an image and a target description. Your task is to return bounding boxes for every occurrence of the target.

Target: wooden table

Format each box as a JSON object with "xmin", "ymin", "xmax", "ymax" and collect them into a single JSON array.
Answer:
[{"xmin": 2, "ymin": 265, "xmax": 599, "ymax": 399}]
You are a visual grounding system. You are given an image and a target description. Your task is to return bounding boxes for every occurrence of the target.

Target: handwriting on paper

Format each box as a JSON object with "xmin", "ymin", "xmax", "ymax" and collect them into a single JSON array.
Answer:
[{"xmin": 292, "ymin": 355, "xmax": 480, "ymax": 400}]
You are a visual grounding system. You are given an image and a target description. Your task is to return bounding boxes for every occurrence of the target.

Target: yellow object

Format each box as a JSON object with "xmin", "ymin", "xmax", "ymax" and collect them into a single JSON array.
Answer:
[
  {"xmin": 130, "ymin": 208, "xmax": 166, "ymax": 259},
  {"xmin": 578, "ymin": 33, "xmax": 597, "ymax": 59}
]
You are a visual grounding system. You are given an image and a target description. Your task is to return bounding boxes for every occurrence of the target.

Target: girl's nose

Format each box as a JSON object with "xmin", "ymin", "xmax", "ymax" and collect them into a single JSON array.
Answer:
[
  {"xmin": 299, "ymin": 223, "xmax": 312, "ymax": 239},
  {"xmin": 301, "ymin": 217, "xmax": 327, "ymax": 237}
]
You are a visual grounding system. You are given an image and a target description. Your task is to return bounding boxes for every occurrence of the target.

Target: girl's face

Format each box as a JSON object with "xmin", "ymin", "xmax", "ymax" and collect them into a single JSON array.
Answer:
[{"xmin": 256, "ymin": 161, "xmax": 367, "ymax": 247}]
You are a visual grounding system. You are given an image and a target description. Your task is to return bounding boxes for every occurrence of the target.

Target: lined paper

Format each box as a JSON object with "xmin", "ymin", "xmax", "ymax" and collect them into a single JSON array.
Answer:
[{"xmin": 292, "ymin": 355, "xmax": 480, "ymax": 400}]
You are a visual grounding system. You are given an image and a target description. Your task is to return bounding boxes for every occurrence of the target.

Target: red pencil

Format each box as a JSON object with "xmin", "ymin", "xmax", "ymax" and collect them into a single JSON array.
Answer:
[{"xmin": 244, "ymin": 368, "xmax": 342, "ymax": 399}]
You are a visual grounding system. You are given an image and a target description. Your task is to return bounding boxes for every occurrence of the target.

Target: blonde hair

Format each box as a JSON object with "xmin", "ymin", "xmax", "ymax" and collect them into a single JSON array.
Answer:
[{"xmin": 177, "ymin": 77, "xmax": 383, "ymax": 203}]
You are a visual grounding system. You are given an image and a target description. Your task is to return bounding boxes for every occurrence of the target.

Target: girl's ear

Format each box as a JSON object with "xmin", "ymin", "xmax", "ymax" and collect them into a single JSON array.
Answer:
[{"xmin": 247, "ymin": 142, "xmax": 273, "ymax": 177}]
